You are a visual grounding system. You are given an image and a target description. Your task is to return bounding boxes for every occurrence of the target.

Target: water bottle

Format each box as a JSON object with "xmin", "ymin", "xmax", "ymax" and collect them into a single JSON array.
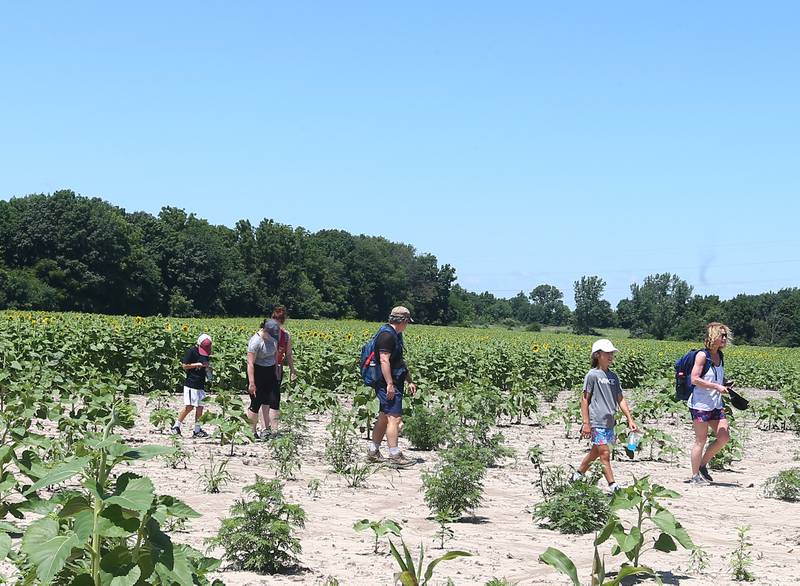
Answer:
[
  {"xmin": 626, "ymin": 431, "xmax": 642, "ymax": 452},
  {"xmin": 205, "ymin": 363, "xmax": 213, "ymax": 383}
]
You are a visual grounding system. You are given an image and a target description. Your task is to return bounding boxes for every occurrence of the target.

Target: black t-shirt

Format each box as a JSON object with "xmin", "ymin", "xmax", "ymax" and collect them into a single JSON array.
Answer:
[
  {"xmin": 376, "ymin": 328, "xmax": 405, "ymax": 370},
  {"xmin": 182, "ymin": 346, "xmax": 208, "ymax": 390}
]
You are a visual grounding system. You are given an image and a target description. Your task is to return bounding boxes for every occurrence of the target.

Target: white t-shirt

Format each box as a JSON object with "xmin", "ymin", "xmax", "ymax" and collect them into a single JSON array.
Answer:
[
  {"xmin": 247, "ymin": 332, "xmax": 277, "ymax": 367},
  {"xmin": 688, "ymin": 361, "xmax": 724, "ymax": 411}
]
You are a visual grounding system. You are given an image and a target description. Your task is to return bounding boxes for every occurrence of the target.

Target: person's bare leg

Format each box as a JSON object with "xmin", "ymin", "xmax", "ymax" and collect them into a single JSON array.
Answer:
[
  {"xmin": 386, "ymin": 415, "xmax": 402, "ymax": 449},
  {"xmin": 269, "ymin": 408, "xmax": 280, "ymax": 433},
  {"xmin": 691, "ymin": 421, "xmax": 709, "ymax": 475},
  {"xmin": 597, "ymin": 444, "xmax": 614, "ymax": 484},
  {"xmin": 701, "ymin": 419, "xmax": 730, "ymax": 467},
  {"xmin": 578, "ymin": 445, "xmax": 599, "ymax": 474},
  {"xmin": 371, "ymin": 413, "xmax": 388, "ymax": 447},
  {"xmin": 175, "ymin": 405, "xmax": 193, "ymax": 425}
]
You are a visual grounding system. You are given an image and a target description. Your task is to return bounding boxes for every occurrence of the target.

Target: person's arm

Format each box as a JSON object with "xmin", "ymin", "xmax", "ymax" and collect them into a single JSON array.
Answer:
[
  {"xmin": 286, "ymin": 337, "xmax": 297, "ymax": 381},
  {"xmin": 247, "ymin": 352, "xmax": 257, "ymax": 395},
  {"xmin": 580, "ymin": 391, "xmax": 591, "ymax": 438},
  {"xmin": 379, "ymin": 352, "xmax": 396, "ymax": 399},
  {"xmin": 181, "ymin": 349, "xmax": 204, "ymax": 371},
  {"xmin": 617, "ymin": 395, "xmax": 638, "ymax": 431},
  {"xmin": 690, "ymin": 351, "xmax": 727, "ymax": 393}
]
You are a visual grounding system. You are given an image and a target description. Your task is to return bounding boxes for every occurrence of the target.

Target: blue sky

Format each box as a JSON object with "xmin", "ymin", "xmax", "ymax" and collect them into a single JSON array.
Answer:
[{"xmin": 2, "ymin": 2, "xmax": 799, "ymax": 307}]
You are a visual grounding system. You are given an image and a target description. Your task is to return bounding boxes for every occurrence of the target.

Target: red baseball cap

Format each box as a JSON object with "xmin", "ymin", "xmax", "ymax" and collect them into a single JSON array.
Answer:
[{"xmin": 197, "ymin": 334, "xmax": 212, "ymax": 356}]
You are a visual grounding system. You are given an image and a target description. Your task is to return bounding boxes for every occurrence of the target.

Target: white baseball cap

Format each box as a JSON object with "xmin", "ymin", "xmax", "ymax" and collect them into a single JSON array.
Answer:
[{"xmin": 591, "ymin": 339, "xmax": 618, "ymax": 354}]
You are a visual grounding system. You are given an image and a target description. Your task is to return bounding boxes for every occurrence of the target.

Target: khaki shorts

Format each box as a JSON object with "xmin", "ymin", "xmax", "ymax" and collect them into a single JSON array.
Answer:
[{"xmin": 183, "ymin": 386, "xmax": 205, "ymax": 407}]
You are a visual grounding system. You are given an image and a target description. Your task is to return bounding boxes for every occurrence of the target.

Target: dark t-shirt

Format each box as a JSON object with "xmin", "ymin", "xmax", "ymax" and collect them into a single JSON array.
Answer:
[
  {"xmin": 376, "ymin": 328, "xmax": 405, "ymax": 370},
  {"xmin": 182, "ymin": 346, "xmax": 208, "ymax": 390}
]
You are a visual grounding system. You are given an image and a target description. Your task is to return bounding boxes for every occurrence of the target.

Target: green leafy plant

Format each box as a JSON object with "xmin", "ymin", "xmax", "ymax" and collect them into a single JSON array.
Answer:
[
  {"xmin": 433, "ymin": 511, "xmax": 456, "ymax": 549},
  {"xmin": 16, "ymin": 406, "xmax": 221, "ymax": 585},
  {"xmin": 209, "ymin": 390, "xmax": 252, "ymax": 456},
  {"xmin": 207, "ymin": 475, "xmax": 306, "ymax": 574},
  {"xmin": 485, "ymin": 579, "xmax": 515, "ymax": 586},
  {"xmin": 685, "ymin": 545, "xmax": 710, "ymax": 574},
  {"xmin": 539, "ymin": 545, "xmax": 652, "ymax": 586},
  {"xmin": 533, "ymin": 480, "xmax": 609, "ymax": 535},
  {"xmin": 403, "ymin": 404, "xmax": 452, "ymax": 450},
  {"xmin": 598, "ymin": 476, "xmax": 695, "ymax": 567},
  {"xmin": 709, "ymin": 419, "xmax": 747, "ymax": 470},
  {"xmin": 161, "ymin": 434, "xmax": 191, "ymax": 469},
  {"xmin": 423, "ymin": 449, "xmax": 485, "ymax": 521},
  {"xmin": 729, "ymin": 525, "xmax": 756, "ymax": 581},
  {"xmin": 271, "ymin": 432, "xmax": 303, "ymax": 480},
  {"xmin": 388, "ymin": 537, "xmax": 471, "ymax": 586},
  {"xmin": 353, "ymin": 518, "xmax": 403, "ymax": 553},
  {"xmin": 307, "ymin": 478, "xmax": 321, "ymax": 499},
  {"xmin": 202, "ymin": 454, "xmax": 233, "ymax": 493},
  {"xmin": 762, "ymin": 467, "xmax": 800, "ymax": 502}
]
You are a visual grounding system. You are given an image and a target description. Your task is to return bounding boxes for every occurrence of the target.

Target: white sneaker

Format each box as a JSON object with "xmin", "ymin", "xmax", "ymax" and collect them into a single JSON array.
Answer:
[
  {"xmin": 608, "ymin": 483, "xmax": 622, "ymax": 494},
  {"xmin": 571, "ymin": 471, "xmax": 584, "ymax": 482},
  {"xmin": 689, "ymin": 474, "xmax": 709, "ymax": 486}
]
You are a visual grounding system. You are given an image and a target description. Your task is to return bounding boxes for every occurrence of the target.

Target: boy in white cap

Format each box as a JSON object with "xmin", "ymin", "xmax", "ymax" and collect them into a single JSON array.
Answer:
[
  {"xmin": 172, "ymin": 333, "xmax": 212, "ymax": 438},
  {"xmin": 571, "ymin": 338, "xmax": 638, "ymax": 493}
]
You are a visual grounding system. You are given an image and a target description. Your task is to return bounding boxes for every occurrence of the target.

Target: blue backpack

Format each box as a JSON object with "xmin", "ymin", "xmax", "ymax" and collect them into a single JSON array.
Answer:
[
  {"xmin": 359, "ymin": 325, "xmax": 405, "ymax": 387},
  {"xmin": 674, "ymin": 349, "xmax": 723, "ymax": 401}
]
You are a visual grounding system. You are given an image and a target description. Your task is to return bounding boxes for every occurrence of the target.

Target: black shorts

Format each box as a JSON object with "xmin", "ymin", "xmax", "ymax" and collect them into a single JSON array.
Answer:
[{"xmin": 249, "ymin": 364, "xmax": 280, "ymax": 412}]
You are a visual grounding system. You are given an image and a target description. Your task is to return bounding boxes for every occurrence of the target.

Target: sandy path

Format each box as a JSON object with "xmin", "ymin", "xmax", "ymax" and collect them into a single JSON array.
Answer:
[{"xmin": 111, "ymin": 392, "xmax": 800, "ymax": 585}]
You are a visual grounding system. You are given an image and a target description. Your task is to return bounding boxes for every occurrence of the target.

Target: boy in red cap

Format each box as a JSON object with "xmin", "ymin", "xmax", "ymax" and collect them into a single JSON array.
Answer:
[{"xmin": 172, "ymin": 333, "xmax": 212, "ymax": 438}]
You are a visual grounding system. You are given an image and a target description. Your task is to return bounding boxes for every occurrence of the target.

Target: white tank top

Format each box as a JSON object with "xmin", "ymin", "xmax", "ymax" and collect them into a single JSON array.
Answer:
[{"xmin": 688, "ymin": 360, "xmax": 724, "ymax": 411}]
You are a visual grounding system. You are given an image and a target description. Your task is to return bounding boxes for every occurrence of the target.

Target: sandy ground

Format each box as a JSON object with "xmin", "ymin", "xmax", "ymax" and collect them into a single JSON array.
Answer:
[{"xmin": 24, "ymin": 390, "xmax": 800, "ymax": 585}]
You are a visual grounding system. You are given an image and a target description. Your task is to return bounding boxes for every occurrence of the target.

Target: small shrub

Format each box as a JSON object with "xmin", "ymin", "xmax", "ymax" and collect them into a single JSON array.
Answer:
[
  {"xmin": 729, "ymin": 525, "xmax": 756, "ymax": 582},
  {"xmin": 325, "ymin": 407, "xmax": 358, "ymax": 474},
  {"xmin": 207, "ymin": 476, "xmax": 305, "ymax": 574},
  {"xmin": 486, "ymin": 579, "xmax": 515, "ymax": 586},
  {"xmin": 762, "ymin": 468, "xmax": 800, "ymax": 502},
  {"xmin": 161, "ymin": 435, "xmax": 191, "ymax": 469},
  {"xmin": 202, "ymin": 454, "xmax": 233, "ymax": 493},
  {"xmin": 271, "ymin": 432, "xmax": 302, "ymax": 480},
  {"xmin": 307, "ymin": 478, "xmax": 321, "ymax": 499},
  {"xmin": 423, "ymin": 450, "xmax": 485, "ymax": 521},
  {"xmin": 353, "ymin": 518, "xmax": 402, "ymax": 554},
  {"xmin": 532, "ymin": 481, "xmax": 609, "ymax": 534},
  {"xmin": 404, "ymin": 405, "xmax": 451, "ymax": 451}
]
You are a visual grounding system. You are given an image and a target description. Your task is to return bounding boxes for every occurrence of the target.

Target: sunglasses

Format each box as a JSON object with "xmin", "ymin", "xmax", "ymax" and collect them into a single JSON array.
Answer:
[{"xmin": 720, "ymin": 334, "xmax": 728, "ymax": 339}]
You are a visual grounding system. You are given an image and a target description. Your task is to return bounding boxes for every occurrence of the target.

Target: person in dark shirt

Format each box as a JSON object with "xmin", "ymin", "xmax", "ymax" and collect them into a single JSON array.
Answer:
[
  {"xmin": 172, "ymin": 333, "xmax": 212, "ymax": 438},
  {"xmin": 367, "ymin": 306, "xmax": 417, "ymax": 467}
]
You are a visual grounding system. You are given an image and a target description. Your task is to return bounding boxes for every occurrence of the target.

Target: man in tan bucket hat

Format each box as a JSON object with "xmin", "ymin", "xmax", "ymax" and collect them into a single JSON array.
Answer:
[{"xmin": 367, "ymin": 306, "xmax": 417, "ymax": 467}]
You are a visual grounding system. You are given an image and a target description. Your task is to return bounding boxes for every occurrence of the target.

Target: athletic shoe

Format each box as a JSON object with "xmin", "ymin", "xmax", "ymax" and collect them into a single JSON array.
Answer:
[
  {"xmin": 171, "ymin": 426, "xmax": 182, "ymax": 436},
  {"xmin": 570, "ymin": 471, "xmax": 584, "ymax": 482},
  {"xmin": 367, "ymin": 449, "xmax": 384, "ymax": 463},
  {"xmin": 387, "ymin": 452, "xmax": 414, "ymax": 468},
  {"xmin": 699, "ymin": 465, "xmax": 714, "ymax": 482},
  {"xmin": 257, "ymin": 430, "xmax": 272, "ymax": 441},
  {"xmin": 192, "ymin": 429, "xmax": 209, "ymax": 439},
  {"xmin": 689, "ymin": 474, "xmax": 709, "ymax": 486},
  {"xmin": 608, "ymin": 482, "xmax": 622, "ymax": 494}
]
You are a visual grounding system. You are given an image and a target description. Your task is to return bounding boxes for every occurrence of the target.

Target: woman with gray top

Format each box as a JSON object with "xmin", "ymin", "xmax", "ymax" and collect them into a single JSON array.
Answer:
[
  {"xmin": 571, "ymin": 338, "xmax": 638, "ymax": 493},
  {"xmin": 246, "ymin": 318, "xmax": 281, "ymax": 438}
]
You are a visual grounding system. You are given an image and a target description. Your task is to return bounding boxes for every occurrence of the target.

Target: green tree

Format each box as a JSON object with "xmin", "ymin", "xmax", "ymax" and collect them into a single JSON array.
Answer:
[
  {"xmin": 529, "ymin": 284, "xmax": 571, "ymax": 325},
  {"xmin": 573, "ymin": 276, "xmax": 613, "ymax": 334},
  {"xmin": 625, "ymin": 273, "xmax": 693, "ymax": 339}
]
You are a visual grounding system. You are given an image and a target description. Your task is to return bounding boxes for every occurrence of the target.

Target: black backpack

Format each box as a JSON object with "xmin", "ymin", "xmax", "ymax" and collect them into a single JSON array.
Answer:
[{"xmin": 674, "ymin": 349, "xmax": 723, "ymax": 401}]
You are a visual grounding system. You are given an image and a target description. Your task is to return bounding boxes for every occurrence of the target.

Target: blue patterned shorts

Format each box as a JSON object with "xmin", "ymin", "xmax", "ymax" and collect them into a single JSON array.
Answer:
[
  {"xmin": 689, "ymin": 408, "xmax": 726, "ymax": 422},
  {"xmin": 591, "ymin": 427, "xmax": 616, "ymax": 446}
]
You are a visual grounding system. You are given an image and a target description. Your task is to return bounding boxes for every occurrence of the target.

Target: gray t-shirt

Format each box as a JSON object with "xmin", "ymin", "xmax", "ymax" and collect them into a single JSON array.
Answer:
[
  {"xmin": 247, "ymin": 332, "xmax": 277, "ymax": 367},
  {"xmin": 584, "ymin": 368, "xmax": 623, "ymax": 428}
]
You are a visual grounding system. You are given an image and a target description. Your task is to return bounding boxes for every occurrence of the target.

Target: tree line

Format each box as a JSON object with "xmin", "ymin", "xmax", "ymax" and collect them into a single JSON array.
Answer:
[{"xmin": 1, "ymin": 191, "xmax": 798, "ymax": 346}]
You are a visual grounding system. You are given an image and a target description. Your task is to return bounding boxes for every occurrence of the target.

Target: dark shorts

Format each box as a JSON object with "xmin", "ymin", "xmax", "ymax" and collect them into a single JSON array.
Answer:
[
  {"xmin": 689, "ymin": 408, "xmax": 726, "ymax": 422},
  {"xmin": 249, "ymin": 364, "xmax": 280, "ymax": 412},
  {"xmin": 376, "ymin": 384, "xmax": 403, "ymax": 416}
]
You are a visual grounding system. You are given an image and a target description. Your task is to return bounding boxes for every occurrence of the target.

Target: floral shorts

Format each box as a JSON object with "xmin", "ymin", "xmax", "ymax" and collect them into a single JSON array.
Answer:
[
  {"xmin": 689, "ymin": 408, "xmax": 726, "ymax": 422},
  {"xmin": 591, "ymin": 427, "xmax": 616, "ymax": 446}
]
